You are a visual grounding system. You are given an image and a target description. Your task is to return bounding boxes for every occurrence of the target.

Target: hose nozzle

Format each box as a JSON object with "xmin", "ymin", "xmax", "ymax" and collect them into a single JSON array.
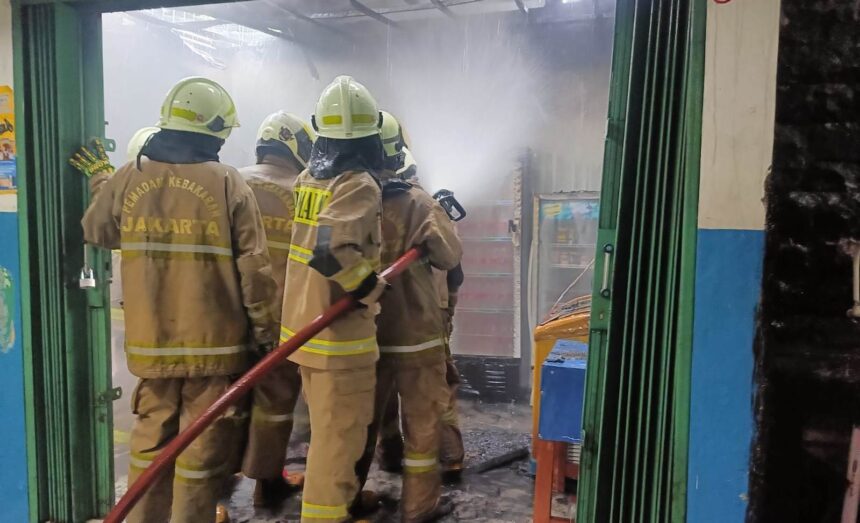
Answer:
[{"xmin": 433, "ymin": 189, "xmax": 466, "ymax": 222}]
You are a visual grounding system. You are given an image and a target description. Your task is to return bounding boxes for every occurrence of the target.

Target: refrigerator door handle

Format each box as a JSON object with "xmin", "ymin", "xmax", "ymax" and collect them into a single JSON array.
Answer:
[{"xmin": 509, "ymin": 218, "xmax": 520, "ymax": 248}]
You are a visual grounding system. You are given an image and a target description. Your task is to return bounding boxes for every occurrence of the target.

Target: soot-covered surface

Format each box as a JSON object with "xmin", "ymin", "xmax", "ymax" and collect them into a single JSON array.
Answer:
[{"xmin": 753, "ymin": 1, "xmax": 860, "ymax": 521}]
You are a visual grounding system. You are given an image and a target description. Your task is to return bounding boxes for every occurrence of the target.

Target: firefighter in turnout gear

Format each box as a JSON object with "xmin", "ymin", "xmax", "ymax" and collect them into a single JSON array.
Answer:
[
  {"xmin": 375, "ymin": 147, "xmax": 467, "ymax": 480},
  {"xmin": 355, "ymin": 112, "xmax": 462, "ymax": 522},
  {"xmin": 78, "ymin": 77, "xmax": 277, "ymax": 523},
  {"xmin": 239, "ymin": 111, "xmax": 316, "ymax": 507},
  {"xmin": 282, "ymin": 76, "xmax": 386, "ymax": 523}
]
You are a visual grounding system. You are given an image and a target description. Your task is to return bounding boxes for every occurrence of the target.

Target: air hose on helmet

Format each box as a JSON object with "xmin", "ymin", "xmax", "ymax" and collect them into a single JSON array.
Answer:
[{"xmin": 103, "ymin": 247, "xmax": 424, "ymax": 523}]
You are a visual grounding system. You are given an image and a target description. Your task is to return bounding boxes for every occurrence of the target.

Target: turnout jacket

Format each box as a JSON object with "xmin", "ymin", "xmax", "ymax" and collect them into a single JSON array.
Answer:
[
  {"xmin": 239, "ymin": 154, "xmax": 301, "ymax": 321},
  {"xmin": 377, "ymin": 178, "xmax": 462, "ymax": 366},
  {"xmin": 82, "ymin": 158, "xmax": 277, "ymax": 378},
  {"xmin": 282, "ymin": 169, "xmax": 383, "ymax": 370}
]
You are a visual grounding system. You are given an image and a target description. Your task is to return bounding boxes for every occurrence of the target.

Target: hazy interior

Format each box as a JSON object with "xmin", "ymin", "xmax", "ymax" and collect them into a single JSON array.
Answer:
[{"xmin": 103, "ymin": 0, "xmax": 615, "ymax": 488}]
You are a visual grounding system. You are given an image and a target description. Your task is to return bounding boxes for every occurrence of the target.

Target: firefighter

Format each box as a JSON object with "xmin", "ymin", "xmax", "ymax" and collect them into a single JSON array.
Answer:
[
  {"xmin": 238, "ymin": 111, "xmax": 315, "ymax": 507},
  {"xmin": 281, "ymin": 75, "xmax": 387, "ymax": 523},
  {"xmin": 76, "ymin": 77, "xmax": 277, "ymax": 523},
  {"xmin": 355, "ymin": 112, "xmax": 462, "ymax": 522},
  {"xmin": 375, "ymin": 147, "xmax": 467, "ymax": 479}
]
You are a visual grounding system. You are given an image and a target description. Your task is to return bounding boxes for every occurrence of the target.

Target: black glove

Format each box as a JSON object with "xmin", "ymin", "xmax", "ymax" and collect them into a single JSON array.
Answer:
[{"xmin": 350, "ymin": 273, "xmax": 389, "ymax": 305}]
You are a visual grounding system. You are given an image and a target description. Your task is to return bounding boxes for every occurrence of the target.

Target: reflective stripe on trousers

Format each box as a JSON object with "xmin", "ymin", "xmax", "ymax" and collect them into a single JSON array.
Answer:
[
  {"xmin": 129, "ymin": 443, "xmax": 226, "ymax": 483},
  {"xmin": 403, "ymin": 452, "xmax": 438, "ymax": 474},
  {"xmin": 251, "ymin": 404, "xmax": 294, "ymax": 424},
  {"xmin": 301, "ymin": 502, "xmax": 348, "ymax": 520},
  {"xmin": 174, "ymin": 459, "xmax": 227, "ymax": 483},
  {"xmin": 379, "ymin": 338, "xmax": 444, "ymax": 354},
  {"xmin": 126, "ymin": 344, "xmax": 246, "ymax": 356}
]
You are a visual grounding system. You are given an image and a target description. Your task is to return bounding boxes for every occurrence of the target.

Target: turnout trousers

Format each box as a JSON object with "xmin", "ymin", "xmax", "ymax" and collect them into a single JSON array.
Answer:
[
  {"xmin": 300, "ymin": 365, "xmax": 376, "ymax": 523},
  {"xmin": 358, "ymin": 358, "xmax": 448, "ymax": 522},
  {"xmin": 127, "ymin": 376, "xmax": 235, "ymax": 523},
  {"xmin": 242, "ymin": 360, "xmax": 302, "ymax": 479}
]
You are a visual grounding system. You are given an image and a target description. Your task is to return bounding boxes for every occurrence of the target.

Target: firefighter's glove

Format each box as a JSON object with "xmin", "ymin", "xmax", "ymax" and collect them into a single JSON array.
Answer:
[
  {"xmin": 69, "ymin": 139, "xmax": 114, "ymax": 178},
  {"xmin": 350, "ymin": 273, "xmax": 389, "ymax": 306}
]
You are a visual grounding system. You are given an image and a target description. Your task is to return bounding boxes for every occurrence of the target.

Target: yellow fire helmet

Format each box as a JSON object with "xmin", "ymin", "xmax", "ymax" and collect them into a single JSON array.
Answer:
[
  {"xmin": 256, "ymin": 111, "xmax": 316, "ymax": 167},
  {"xmin": 397, "ymin": 146, "xmax": 417, "ymax": 179},
  {"xmin": 157, "ymin": 77, "xmax": 239, "ymax": 140},
  {"xmin": 312, "ymin": 75, "xmax": 381, "ymax": 139},
  {"xmin": 380, "ymin": 110, "xmax": 407, "ymax": 159},
  {"xmin": 126, "ymin": 126, "xmax": 159, "ymax": 161}
]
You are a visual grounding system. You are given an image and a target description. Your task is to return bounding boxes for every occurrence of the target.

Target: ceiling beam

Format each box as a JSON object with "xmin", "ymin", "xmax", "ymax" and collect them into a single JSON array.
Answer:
[
  {"xmin": 186, "ymin": 4, "xmax": 299, "ymax": 43},
  {"xmin": 230, "ymin": 2, "xmax": 320, "ymax": 80},
  {"xmin": 349, "ymin": 0, "xmax": 400, "ymax": 28},
  {"xmin": 513, "ymin": 0, "xmax": 529, "ymax": 15},
  {"xmin": 127, "ymin": 12, "xmax": 221, "ymax": 32},
  {"xmin": 430, "ymin": 0, "xmax": 458, "ymax": 18},
  {"xmin": 262, "ymin": 0, "xmax": 354, "ymax": 40}
]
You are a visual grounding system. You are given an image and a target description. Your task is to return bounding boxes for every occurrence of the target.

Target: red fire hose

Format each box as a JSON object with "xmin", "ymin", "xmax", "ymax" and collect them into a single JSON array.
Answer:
[{"xmin": 104, "ymin": 246, "xmax": 423, "ymax": 523}]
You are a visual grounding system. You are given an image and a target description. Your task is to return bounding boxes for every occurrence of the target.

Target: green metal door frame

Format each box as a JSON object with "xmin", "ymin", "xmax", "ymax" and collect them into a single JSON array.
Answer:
[
  {"xmin": 12, "ymin": 2, "xmax": 113, "ymax": 520},
  {"xmin": 11, "ymin": 0, "xmax": 238, "ymax": 520},
  {"xmin": 12, "ymin": 0, "xmax": 704, "ymax": 520},
  {"xmin": 577, "ymin": 0, "xmax": 706, "ymax": 521}
]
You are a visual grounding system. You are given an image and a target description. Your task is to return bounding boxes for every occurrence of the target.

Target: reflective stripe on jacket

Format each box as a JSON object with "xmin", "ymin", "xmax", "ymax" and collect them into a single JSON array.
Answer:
[
  {"xmin": 239, "ymin": 155, "xmax": 300, "ymax": 321},
  {"xmin": 283, "ymin": 169, "xmax": 382, "ymax": 370},
  {"xmin": 82, "ymin": 158, "xmax": 277, "ymax": 378},
  {"xmin": 377, "ymin": 181, "xmax": 462, "ymax": 365}
]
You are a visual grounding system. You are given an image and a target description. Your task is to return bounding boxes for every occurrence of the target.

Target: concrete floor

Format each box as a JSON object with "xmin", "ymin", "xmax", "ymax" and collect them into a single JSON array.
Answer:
[
  {"xmin": 221, "ymin": 400, "xmax": 537, "ymax": 523},
  {"xmin": 114, "ymin": 396, "xmax": 544, "ymax": 522}
]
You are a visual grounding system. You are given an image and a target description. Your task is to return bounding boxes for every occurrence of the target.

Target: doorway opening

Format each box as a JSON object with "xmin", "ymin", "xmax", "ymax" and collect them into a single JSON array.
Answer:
[{"xmin": 102, "ymin": 1, "xmax": 614, "ymax": 520}]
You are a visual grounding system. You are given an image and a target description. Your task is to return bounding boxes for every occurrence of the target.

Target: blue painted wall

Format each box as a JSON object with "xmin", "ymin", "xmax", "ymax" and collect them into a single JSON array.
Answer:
[
  {"xmin": 687, "ymin": 229, "xmax": 764, "ymax": 522},
  {"xmin": 0, "ymin": 210, "xmax": 29, "ymax": 522}
]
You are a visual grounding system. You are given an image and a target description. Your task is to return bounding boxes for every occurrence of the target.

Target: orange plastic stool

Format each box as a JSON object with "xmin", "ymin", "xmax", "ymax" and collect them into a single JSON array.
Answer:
[{"xmin": 533, "ymin": 438, "xmax": 578, "ymax": 523}]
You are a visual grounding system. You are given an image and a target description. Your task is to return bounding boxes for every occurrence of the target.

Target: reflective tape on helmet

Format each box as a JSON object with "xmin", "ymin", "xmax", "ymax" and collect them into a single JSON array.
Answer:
[
  {"xmin": 280, "ymin": 326, "xmax": 377, "ymax": 357},
  {"xmin": 321, "ymin": 115, "xmax": 343, "ymax": 126},
  {"xmin": 171, "ymin": 107, "xmax": 199, "ymax": 122},
  {"xmin": 301, "ymin": 501, "xmax": 348, "ymax": 520},
  {"xmin": 379, "ymin": 338, "xmax": 444, "ymax": 354},
  {"xmin": 352, "ymin": 114, "xmax": 378, "ymax": 124}
]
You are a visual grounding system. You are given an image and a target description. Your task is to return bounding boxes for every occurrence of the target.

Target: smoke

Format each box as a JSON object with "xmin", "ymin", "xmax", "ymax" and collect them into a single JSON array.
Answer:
[
  {"xmin": 103, "ymin": 4, "xmax": 611, "ymax": 203},
  {"xmin": 375, "ymin": 18, "xmax": 543, "ymax": 203}
]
